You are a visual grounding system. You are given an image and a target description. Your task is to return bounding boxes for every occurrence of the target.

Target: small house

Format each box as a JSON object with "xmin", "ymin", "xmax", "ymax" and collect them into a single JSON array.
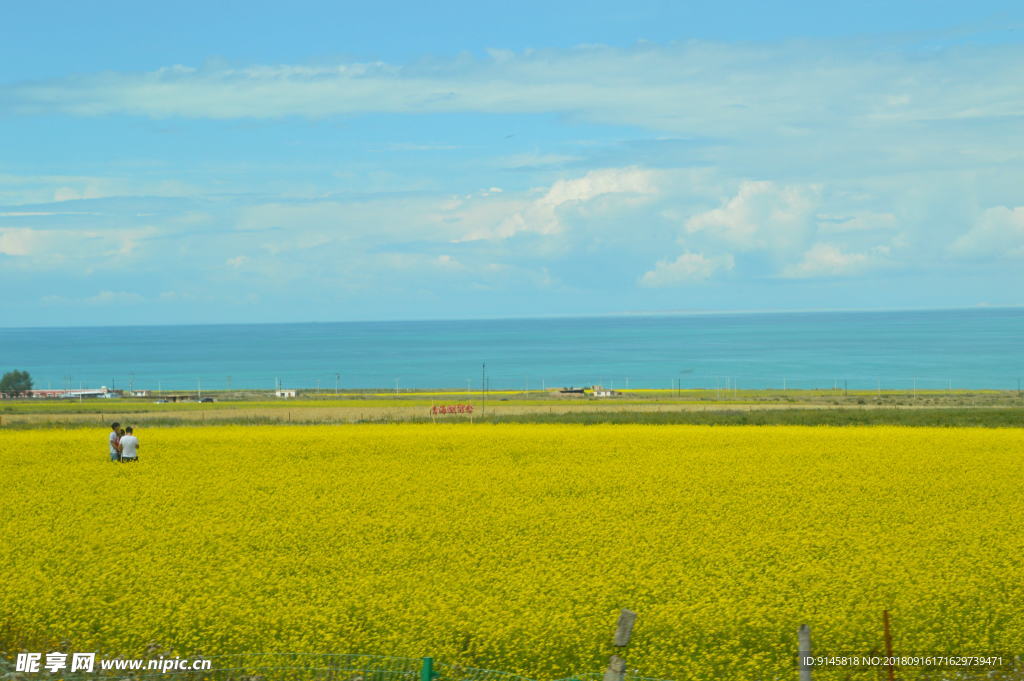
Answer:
[{"xmin": 275, "ymin": 389, "xmax": 297, "ymax": 398}]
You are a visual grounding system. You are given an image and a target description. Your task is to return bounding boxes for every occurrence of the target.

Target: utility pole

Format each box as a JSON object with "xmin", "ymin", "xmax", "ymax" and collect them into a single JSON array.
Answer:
[
  {"xmin": 335, "ymin": 373, "xmax": 340, "ymax": 395},
  {"xmin": 481, "ymin": 363, "xmax": 486, "ymax": 416}
]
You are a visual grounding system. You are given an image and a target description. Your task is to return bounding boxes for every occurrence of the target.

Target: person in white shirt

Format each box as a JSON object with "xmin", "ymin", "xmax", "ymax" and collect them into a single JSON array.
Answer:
[
  {"xmin": 119, "ymin": 426, "xmax": 140, "ymax": 462},
  {"xmin": 109, "ymin": 422, "xmax": 121, "ymax": 462}
]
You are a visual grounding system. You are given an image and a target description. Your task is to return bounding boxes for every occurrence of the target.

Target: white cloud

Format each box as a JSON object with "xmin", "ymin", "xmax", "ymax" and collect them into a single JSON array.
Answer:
[
  {"xmin": 0, "ymin": 211, "xmax": 100, "ymax": 217},
  {"xmin": 0, "ymin": 226, "xmax": 160, "ymax": 267},
  {"xmin": 379, "ymin": 253, "xmax": 467, "ymax": 271},
  {"xmin": 500, "ymin": 153, "xmax": 583, "ymax": 169},
  {"xmin": 818, "ymin": 212, "xmax": 898, "ymax": 233},
  {"xmin": 0, "ymin": 228, "xmax": 48, "ymax": 256},
  {"xmin": 85, "ymin": 290, "xmax": 145, "ymax": 305},
  {"xmin": 949, "ymin": 206, "xmax": 1024, "ymax": 259},
  {"xmin": 639, "ymin": 252, "xmax": 734, "ymax": 287},
  {"xmin": 0, "ymin": 173, "xmax": 202, "ymax": 205},
  {"xmin": 9, "ymin": 43, "xmax": 1024, "ymax": 143},
  {"xmin": 40, "ymin": 291, "xmax": 147, "ymax": 307},
  {"xmin": 53, "ymin": 185, "xmax": 108, "ymax": 202},
  {"xmin": 158, "ymin": 291, "xmax": 194, "ymax": 301},
  {"xmin": 459, "ymin": 166, "xmax": 658, "ymax": 241},
  {"xmin": 225, "ymin": 255, "xmax": 249, "ymax": 268},
  {"xmin": 379, "ymin": 142, "xmax": 462, "ymax": 151},
  {"xmin": 781, "ymin": 243, "xmax": 882, "ymax": 279},
  {"xmin": 236, "ymin": 197, "xmax": 467, "ymax": 243},
  {"xmin": 684, "ymin": 180, "xmax": 819, "ymax": 253},
  {"xmin": 435, "ymin": 254, "xmax": 462, "ymax": 269}
]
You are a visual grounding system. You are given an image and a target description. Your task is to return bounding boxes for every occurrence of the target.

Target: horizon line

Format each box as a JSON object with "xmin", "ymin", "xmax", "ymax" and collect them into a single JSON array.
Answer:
[{"xmin": 0, "ymin": 303, "xmax": 1020, "ymax": 332}]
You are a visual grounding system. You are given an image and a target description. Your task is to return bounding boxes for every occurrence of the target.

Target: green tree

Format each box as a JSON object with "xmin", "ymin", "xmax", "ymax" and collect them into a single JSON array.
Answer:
[{"xmin": 0, "ymin": 370, "xmax": 33, "ymax": 397}]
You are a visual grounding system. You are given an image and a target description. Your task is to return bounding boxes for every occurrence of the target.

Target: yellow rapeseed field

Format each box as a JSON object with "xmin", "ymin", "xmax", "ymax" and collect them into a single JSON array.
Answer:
[{"xmin": 2, "ymin": 424, "xmax": 1023, "ymax": 681}]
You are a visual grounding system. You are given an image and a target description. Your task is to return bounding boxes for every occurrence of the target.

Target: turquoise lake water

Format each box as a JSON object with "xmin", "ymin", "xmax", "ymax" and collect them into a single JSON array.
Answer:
[{"xmin": 1, "ymin": 308, "xmax": 1021, "ymax": 392}]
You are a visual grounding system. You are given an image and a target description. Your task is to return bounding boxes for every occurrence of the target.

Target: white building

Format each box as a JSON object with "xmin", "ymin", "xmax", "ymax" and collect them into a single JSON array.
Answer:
[
  {"xmin": 274, "ymin": 389, "xmax": 297, "ymax": 398},
  {"xmin": 591, "ymin": 385, "xmax": 620, "ymax": 397}
]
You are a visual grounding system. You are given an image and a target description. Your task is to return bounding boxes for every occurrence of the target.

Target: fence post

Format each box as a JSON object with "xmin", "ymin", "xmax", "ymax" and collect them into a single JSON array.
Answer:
[
  {"xmin": 604, "ymin": 609, "xmax": 637, "ymax": 681},
  {"xmin": 797, "ymin": 624, "xmax": 812, "ymax": 681},
  {"xmin": 421, "ymin": 657, "xmax": 438, "ymax": 681},
  {"xmin": 883, "ymin": 610, "xmax": 896, "ymax": 681}
]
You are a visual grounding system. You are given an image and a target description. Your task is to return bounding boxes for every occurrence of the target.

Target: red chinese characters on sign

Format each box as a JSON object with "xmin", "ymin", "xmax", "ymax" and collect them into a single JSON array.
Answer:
[{"xmin": 431, "ymin": 404, "xmax": 474, "ymax": 415}]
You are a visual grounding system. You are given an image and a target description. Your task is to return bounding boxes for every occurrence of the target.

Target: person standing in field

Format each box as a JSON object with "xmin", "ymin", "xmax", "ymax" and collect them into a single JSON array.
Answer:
[
  {"xmin": 119, "ymin": 426, "xmax": 140, "ymax": 463},
  {"xmin": 109, "ymin": 422, "xmax": 121, "ymax": 462}
]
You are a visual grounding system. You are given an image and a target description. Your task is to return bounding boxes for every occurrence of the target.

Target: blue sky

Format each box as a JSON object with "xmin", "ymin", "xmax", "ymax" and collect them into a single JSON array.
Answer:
[{"xmin": 2, "ymin": 1, "xmax": 1024, "ymax": 326}]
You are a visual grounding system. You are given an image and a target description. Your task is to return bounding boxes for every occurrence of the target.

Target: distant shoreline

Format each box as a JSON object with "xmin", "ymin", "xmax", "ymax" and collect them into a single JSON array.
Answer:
[{"xmin": 2, "ymin": 386, "xmax": 1021, "ymax": 429}]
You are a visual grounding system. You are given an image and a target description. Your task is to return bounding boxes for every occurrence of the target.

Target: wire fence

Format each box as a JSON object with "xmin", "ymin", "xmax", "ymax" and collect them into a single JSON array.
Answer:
[
  {"xmin": 433, "ymin": 660, "xmax": 536, "ymax": 681},
  {"xmin": 552, "ymin": 673, "xmax": 673, "ymax": 681}
]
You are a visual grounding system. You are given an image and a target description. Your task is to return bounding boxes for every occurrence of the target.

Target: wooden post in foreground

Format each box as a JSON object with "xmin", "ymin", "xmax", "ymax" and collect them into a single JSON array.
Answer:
[
  {"xmin": 883, "ymin": 610, "xmax": 896, "ymax": 681},
  {"xmin": 797, "ymin": 624, "xmax": 812, "ymax": 681},
  {"xmin": 604, "ymin": 609, "xmax": 637, "ymax": 681}
]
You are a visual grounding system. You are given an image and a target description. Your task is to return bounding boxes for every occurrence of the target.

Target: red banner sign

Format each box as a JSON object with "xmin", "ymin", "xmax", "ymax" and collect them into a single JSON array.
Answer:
[{"xmin": 431, "ymin": 404, "xmax": 474, "ymax": 415}]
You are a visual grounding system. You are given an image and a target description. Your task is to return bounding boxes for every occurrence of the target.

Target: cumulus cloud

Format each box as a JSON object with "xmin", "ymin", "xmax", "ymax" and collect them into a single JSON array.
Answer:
[
  {"xmin": 781, "ymin": 243, "xmax": 884, "ymax": 278},
  {"xmin": 949, "ymin": 206, "xmax": 1024, "ymax": 258},
  {"xmin": 684, "ymin": 180, "xmax": 819, "ymax": 253},
  {"xmin": 639, "ymin": 252, "xmax": 734, "ymax": 287},
  {"xmin": 459, "ymin": 166, "xmax": 658, "ymax": 241}
]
